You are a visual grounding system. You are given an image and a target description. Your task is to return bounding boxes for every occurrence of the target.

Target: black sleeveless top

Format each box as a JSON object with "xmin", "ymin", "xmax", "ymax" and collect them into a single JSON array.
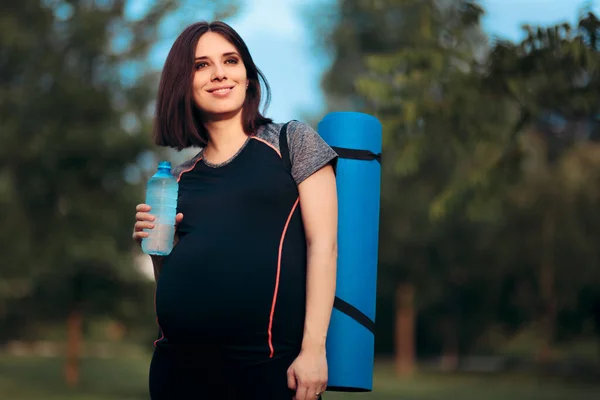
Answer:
[{"xmin": 153, "ymin": 121, "xmax": 337, "ymax": 363}]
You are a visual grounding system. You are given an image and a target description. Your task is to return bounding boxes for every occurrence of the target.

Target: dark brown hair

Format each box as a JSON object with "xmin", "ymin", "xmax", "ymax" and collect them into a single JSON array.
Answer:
[{"xmin": 153, "ymin": 21, "xmax": 273, "ymax": 150}]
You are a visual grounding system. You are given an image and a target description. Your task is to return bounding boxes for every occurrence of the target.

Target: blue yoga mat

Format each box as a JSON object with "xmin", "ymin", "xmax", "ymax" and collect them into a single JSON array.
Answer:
[{"xmin": 318, "ymin": 112, "xmax": 382, "ymax": 392}]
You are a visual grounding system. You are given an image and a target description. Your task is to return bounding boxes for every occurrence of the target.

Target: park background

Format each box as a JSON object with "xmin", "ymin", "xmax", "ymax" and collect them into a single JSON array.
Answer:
[{"xmin": 2, "ymin": 0, "xmax": 600, "ymax": 398}]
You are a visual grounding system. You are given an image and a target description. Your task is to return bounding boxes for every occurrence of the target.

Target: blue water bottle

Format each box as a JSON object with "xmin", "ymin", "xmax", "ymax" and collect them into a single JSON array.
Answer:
[{"xmin": 141, "ymin": 161, "xmax": 179, "ymax": 256}]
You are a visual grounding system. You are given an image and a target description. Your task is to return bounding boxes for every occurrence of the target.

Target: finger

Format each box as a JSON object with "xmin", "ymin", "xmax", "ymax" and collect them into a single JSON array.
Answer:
[
  {"xmin": 316, "ymin": 384, "xmax": 326, "ymax": 398},
  {"xmin": 134, "ymin": 221, "xmax": 155, "ymax": 232},
  {"xmin": 136, "ymin": 212, "xmax": 155, "ymax": 222},
  {"xmin": 310, "ymin": 382, "xmax": 324, "ymax": 400},
  {"xmin": 175, "ymin": 213, "xmax": 184, "ymax": 225},
  {"xmin": 296, "ymin": 383, "xmax": 309, "ymax": 400},
  {"xmin": 307, "ymin": 384, "xmax": 320, "ymax": 400},
  {"xmin": 132, "ymin": 231, "xmax": 149, "ymax": 241},
  {"xmin": 136, "ymin": 204, "xmax": 151, "ymax": 212},
  {"xmin": 287, "ymin": 368, "xmax": 297, "ymax": 391}
]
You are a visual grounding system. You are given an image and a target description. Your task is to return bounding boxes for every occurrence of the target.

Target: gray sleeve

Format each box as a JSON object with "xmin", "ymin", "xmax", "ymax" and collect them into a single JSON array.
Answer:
[
  {"xmin": 171, "ymin": 164, "xmax": 182, "ymax": 179},
  {"xmin": 288, "ymin": 121, "xmax": 338, "ymax": 185}
]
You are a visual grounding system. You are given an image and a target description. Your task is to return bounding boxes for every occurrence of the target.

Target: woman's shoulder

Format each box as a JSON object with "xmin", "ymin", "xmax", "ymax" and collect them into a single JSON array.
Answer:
[
  {"xmin": 256, "ymin": 120, "xmax": 337, "ymax": 184},
  {"xmin": 254, "ymin": 121, "xmax": 284, "ymax": 145},
  {"xmin": 254, "ymin": 120, "xmax": 316, "ymax": 146},
  {"xmin": 171, "ymin": 150, "xmax": 203, "ymax": 179}
]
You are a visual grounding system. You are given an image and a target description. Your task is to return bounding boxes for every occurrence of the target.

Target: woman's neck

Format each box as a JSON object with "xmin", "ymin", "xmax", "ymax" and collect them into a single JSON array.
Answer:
[{"xmin": 203, "ymin": 111, "xmax": 249, "ymax": 162}]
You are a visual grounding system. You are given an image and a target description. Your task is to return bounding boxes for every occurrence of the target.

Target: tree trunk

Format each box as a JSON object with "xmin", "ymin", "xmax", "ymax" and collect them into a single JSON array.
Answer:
[
  {"xmin": 538, "ymin": 209, "xmax": 556, "ymax": 364},
  {"xmin": 441, "ymin": 282, "xmax": 460, "ymax": 371},
  {"xmin": 440, "ymin": 315, "xmax": 459, "ymax": 371},
  {"xmin": 65, "ymin": 309, "xmax": 82, "ymax": 388},
  {"xmin": 395, "ymin": 283, "xmax": 415, "ymax": 376}
]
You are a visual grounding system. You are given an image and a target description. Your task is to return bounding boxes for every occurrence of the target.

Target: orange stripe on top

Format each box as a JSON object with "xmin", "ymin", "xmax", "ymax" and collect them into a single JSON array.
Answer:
[
  {"xmin": 251, "ymin": 136, "xmax": 281, "ymax": 158},
  {"xmin": 177, "ymin": 157, "xmax": 203, "ymax": 182},
  {"xmin": 268, "ymin": 197, "xmax": 300, "ymax": 358}
]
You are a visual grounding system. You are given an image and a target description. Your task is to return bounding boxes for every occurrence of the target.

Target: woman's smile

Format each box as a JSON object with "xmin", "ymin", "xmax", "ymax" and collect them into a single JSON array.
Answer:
[{"xmin": 206, "ymin": 85, "xmax": 236, "ymax": 97}]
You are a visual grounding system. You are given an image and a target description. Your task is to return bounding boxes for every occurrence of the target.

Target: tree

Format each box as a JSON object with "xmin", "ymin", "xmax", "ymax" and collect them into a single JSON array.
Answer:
[
  {"xmin": 315, "ymin": 0, "xmax": 513, "ymax": 374},
  {"xmin": 483, "ymin": 12, "xmax": 600, "ymax": 362},
  {"xmin": 0, "ymin": 0, "xmax": 239, "ymax": 387}
]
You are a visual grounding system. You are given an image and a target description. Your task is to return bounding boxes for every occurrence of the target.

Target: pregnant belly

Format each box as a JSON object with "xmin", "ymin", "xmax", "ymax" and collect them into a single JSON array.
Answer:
[{"xmin": 154, "ymin": 232, "xmax": 278, "ymax": 343}]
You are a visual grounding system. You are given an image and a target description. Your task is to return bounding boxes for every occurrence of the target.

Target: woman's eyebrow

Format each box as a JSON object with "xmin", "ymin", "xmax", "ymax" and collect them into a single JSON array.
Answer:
[{"xmin": 194, "ymin": 52, "xmax": 240, "ymax": 61}]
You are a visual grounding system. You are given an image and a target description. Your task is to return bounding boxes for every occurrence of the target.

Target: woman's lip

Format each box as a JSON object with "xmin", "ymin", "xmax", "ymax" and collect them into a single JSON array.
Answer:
[{"xmin": 207, "ymin": 86, "xmax": 234, "ymax": 94}]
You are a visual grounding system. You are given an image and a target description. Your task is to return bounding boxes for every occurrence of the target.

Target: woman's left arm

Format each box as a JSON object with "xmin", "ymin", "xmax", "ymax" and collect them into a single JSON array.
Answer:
[{"xmin": 287, "ymin": 164, "xmax": 338, "ymax": 400}]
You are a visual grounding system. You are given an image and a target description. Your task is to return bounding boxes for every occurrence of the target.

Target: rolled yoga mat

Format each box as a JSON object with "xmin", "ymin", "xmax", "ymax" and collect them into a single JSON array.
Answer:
[{"xmin": 318, "ymin": 112, "xmax": 382, "ymax": 392}]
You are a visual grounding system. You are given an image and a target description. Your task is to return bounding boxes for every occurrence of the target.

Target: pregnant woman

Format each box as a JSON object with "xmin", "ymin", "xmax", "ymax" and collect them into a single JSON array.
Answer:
[{"xmin": 132, "ymin": 20, "xmax": 338, "ymax": 400}]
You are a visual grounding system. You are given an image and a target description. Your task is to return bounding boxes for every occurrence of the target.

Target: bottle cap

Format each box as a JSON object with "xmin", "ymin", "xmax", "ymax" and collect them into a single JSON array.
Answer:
[{"xmin": 158, "ymin": 161, "xmax": 171, "ymax": 169}]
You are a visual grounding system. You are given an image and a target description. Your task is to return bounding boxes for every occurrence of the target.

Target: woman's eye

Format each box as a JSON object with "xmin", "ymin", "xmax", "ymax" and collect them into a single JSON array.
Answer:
[
  {"xmin": 225, "ymin": 58, "xmax": 239, "ymax": 65},
  {"xmin": 195, "ymin": 62, "xmax": 207, "ymax": 70}
]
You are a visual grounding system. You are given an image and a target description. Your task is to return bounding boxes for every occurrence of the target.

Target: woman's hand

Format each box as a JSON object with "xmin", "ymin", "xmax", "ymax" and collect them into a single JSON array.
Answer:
[
  {"xmin": 132, "ymin": 203, "xmax": 183, "ymax": 249},
  {"xmin": 287, "ymin": 347, "xmax": 328, "ymax": 400}
]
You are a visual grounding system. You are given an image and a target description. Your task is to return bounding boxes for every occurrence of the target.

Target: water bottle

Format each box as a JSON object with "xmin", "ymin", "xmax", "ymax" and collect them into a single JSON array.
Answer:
[{"xmin": 141, "ymin": 161, "xmax": 179, "ymax": 256}]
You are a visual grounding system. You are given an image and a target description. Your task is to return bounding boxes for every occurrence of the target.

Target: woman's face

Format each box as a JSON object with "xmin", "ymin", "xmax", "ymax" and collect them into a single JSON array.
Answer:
[{"xmin": 192, "ymin": 31, "xmax": 248, "ymax": 118}]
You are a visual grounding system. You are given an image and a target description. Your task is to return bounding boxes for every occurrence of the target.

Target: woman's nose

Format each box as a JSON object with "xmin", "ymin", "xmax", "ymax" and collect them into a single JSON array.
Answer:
[{"xmin": 211, "ymin": 64, "xmax": 226, "ymax": 81}]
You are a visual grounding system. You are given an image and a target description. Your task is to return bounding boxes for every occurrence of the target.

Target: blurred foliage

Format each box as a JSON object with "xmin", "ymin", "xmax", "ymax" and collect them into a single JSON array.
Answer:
[
  {"xmin": 0, "ymin": 0, "xmax": 239, "ymax": 345},
  {"xmin": 317, "ymin": 0, "xmax": 600, "ymax": 360}
]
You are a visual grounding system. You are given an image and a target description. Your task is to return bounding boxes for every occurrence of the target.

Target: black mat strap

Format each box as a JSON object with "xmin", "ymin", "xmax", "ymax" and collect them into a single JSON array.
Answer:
[
  {"xmin": 331, "ymin": 146, "xmax": 381, "ymax": 163},
  {"xmin": 279, "ymin": 121, "xmax": 292, "ymax": 173},
  {"xmin": 333, "ymin": 296, "xmax": 375, "ymax": 334}
]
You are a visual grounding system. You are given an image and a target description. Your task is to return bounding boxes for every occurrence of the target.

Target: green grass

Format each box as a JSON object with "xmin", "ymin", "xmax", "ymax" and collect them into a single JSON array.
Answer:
[
  {"xmin": 0, "ymin": 354, "xmax": 598, "ymax": 399},
  {"xmin": 0, "ymin": 354, "xmax": 149, "ymax": 400},
  {"xmin": 326, "ymin": 363, "xmax": 600, "ymax": 400}
]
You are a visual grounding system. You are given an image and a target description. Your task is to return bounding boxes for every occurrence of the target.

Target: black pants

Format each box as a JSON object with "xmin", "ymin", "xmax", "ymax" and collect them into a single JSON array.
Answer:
[{"xmin": 149, "ymin": 346, "xmax": 302, "ymax": 399}]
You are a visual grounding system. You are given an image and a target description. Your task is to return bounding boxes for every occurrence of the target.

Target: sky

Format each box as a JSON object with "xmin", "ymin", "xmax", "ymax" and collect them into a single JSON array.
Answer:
[{"xmin": 133, "ymin": 0, "xmax": 600, "ymax": 124}]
